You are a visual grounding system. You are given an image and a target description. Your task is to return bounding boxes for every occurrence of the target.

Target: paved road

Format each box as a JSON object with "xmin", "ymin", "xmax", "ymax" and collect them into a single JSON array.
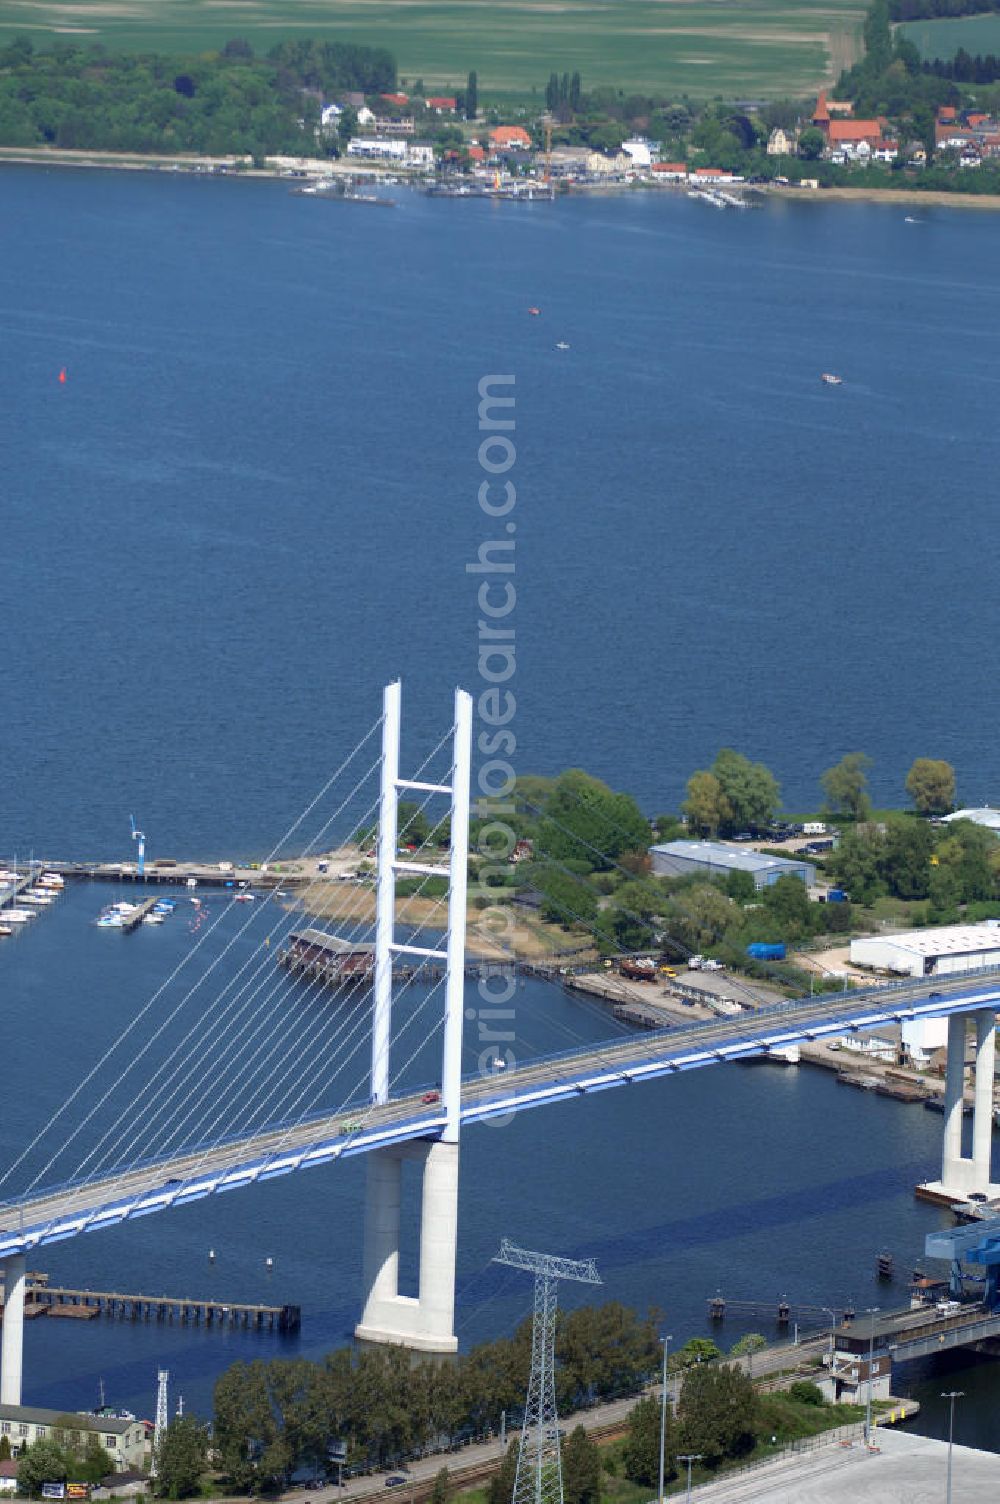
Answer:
[{"xmin": 2, "ymin": 969, "xmax": 998, "ymax": 1253}]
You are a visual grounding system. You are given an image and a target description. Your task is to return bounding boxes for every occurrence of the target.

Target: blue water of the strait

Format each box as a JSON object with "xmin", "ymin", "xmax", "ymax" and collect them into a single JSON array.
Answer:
[{"xmin": 2, "ymin": 170, "xmax": 1000, "ymax": 1446}]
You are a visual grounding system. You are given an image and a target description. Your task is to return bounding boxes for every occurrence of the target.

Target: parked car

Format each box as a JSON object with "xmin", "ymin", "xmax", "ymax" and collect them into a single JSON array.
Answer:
[
  {"xmin": 422, "ymin": 1090, "xmax": 441, "ymax": 1105},
  {"xmin": 385, "ymin": 1477, "xmax": 407, "ymax": 1489}
]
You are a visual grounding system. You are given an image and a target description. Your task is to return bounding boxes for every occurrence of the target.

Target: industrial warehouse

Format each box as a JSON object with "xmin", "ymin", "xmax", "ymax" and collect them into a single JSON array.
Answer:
[
  {"xmin": 850, "ymin": 921, "xmax": 1000, "ymax": 978},
  {"xmin": 649, "ymin": 839, "xmax": 816, "ymax": 888}
]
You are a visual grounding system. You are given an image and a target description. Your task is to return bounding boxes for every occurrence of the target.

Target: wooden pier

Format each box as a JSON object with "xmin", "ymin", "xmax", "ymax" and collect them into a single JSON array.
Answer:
[
  {"xmin": 119, "ymin": 897, "xmax": 159, "ymax": 933},
  {"xmin": 24, "ymin": 1283, "xmax": 301, "ymax": 1332}
]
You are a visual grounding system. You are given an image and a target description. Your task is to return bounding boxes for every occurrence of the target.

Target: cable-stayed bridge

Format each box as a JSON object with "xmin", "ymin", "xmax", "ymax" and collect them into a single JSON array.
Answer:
[{"xmin": 1, "ymin": 684, "xmax": 998, "ymax": 1401}]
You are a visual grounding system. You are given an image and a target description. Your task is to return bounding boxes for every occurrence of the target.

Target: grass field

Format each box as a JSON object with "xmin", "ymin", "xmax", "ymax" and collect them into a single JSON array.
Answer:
[
  {"xmin": 899, "ymin": 13, "xmax": 1000, "ymax": 60},
  {"xmin": 0, "ymin": 0, "xmax": 865, "ymax": 97}
]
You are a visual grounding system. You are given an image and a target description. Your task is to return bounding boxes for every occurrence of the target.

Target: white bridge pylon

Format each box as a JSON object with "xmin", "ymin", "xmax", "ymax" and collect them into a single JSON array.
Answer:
[{"xmin": 356, "ymin": 680, "xmax": 472, "ymax": 1353}]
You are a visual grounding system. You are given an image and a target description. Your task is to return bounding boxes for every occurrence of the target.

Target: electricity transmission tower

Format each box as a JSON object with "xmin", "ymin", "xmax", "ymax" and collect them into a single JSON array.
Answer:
[
  {"xmin": 493, "ymin": 1240, "xmax": 601, "ymax": 1504},
  {"xmin": 151, "ymin": 1368, "xmax": 169, "ymax": 1476}
]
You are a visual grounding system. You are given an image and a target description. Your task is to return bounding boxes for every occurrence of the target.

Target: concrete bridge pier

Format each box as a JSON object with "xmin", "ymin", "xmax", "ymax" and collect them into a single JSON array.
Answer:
[
  {"xmin": 923, "ymin": 1008, "xmax": 999, "ymax": 1202},
  {"xmin": 355, "ymin": 1140, "xmax": 459, "ymax": 1353},
  {"xmin": 0, "ymin": 1255, "xmax": 26, "ymax": 1405}
]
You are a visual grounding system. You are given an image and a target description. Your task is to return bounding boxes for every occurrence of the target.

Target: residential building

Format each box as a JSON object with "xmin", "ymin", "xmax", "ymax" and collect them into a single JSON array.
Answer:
[
  {"xmin": 766, "ymin": 127, "xmax": 796, "ymax": 155},
  {"xmin": 827, "ymin": 119, "xmax": 886, "ymax": 154},
  {"xmin": 651, "ymin": 161, "xmax": 687, "ymax": 179},
  {"xmin": 621, "ymin": 137, "xmax": 653, "ymax": 168},
  {"xmin": 689, "ymin": 166, "xmax": 743, "ymax": 184},
  {"xmin": 850, "ymin": 921, "xmax": 1000, "ymax": 978},
  {"xmin": 649, "ymin": 840, "xmax": 816, "ymax": 889},
  {"xmin": 489, "ymin": 125, "xmax": 532, "ymax": 150},
  {"xmin": 373, "ymin": 115, "xmax": 414, "ymax": 136},
  {"xmin": 425, "ymin": 96, "xmax": 457, "ymax": 114},
  {"xmin": 346, "ymin": 137, "xmax": 408, "ymax": 160},
  {"xmin": 320, "ymin": 103, "xmax": 343, "ymax": 130},
  {"xmin": 356, "ymin": 105, "xmax": 375, "ymax": 126},
  {"xmin": 0, "ymin": 1461, "xmax": 16, "ymax": 1495},
  {"xmin": 873, "ymin": 140, "xmax": 899, "ymax": 162},
  {"xmin": 381, "ymin": 92, "xmax": 409, "ymax": 109},
  {"xmin": 585, "ymin": 149, "xmax": 630, "ymax": 176},
  {"xmin": 407, "ymin": 141, "xmax": 434, "ymax": 167},
  {"xmin": 0, "ymin": 1407, "xmax": 146, "ymax": 1472}
]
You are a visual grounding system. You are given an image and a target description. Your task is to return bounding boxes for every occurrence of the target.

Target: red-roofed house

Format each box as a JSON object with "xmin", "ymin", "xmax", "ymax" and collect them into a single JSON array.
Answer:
[
  {"xmin": 0, "ymin": 1460, "xmax": 17, "ymax": 1495},
  {"xmin": 937, "ymin": 106, "xmax": 957, "ymax": 123},
  {"xmin": 468, "ymin": 143, "xmax": 486, "ymax": 162},
  {"xmin": 381, "ymin": 92, "xmax": 409, "ymax": 108},
  {"xmin": 489, "ymin": 125, "xmax": 532, "ymax": 149},
  {"xmin": 652, "ymin": 162, "xmax": 687, "ymax": 179},
  {"xmin": 689, "ymin": 165, "xmax": 741, "ymax": 183},
  {"xmin": 826, "ymin": 98, "xmax": 854, "ymax": 117},
  {"xmin": 827, "ymin": 119, "xmax": 885, "ymax": 153},
  {"xmin": 968, "ymin": 112, "xmax": 990, "ymax": 127},
  {"xmin": 426, "ymin": 96, "xmax": 457, "ymax": 114},
  {"xmin": 936, "ymin": 123, "xmax": 975, "ymax": 149}
]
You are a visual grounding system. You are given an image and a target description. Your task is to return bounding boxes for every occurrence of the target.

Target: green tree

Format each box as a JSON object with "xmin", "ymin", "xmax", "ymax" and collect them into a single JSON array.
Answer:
[
  {"xmin": 0, "ymin": 1436, "xmax": 10, "ymax": 1462},
  {"xmin": 882, "ymin": 816, "xmax": 933, "ymax": 899},
  {"xmin": 864, "ymin": 0, "xmax": 893, "ymax": 73},
  {"xmin": 153, "ymin": 1416, "xmax": 208, "ymax": 1499},
  {"xmin": 683, "ymin": 771, "xmax": 731, "ymax": 837},
  {"xmin": 557, "ymin": 1303, "xmax": 660, "ymax": 1403},
  {"xmin": 674, "ymin": 1337, "xmax": 721, "ymax": 1369},
  {"xmin": 17, "ymin": 1439, "xmax": 71, "ymax": 1496},
  {"xmin": 562, "ymin": 1427, "xmax": 602, "ymax": 1504},
  {"xmin": 906, "ymin": 758, "xmax": 956, "ymax": 816},
  {"xmin": 797, "ymin": 126, "xmax": 825, "ymax": 159},
  {"xmin": 465, "ymin": 70, "xmax": 477, "ymax": 120},
  {"xmin": 788, "ymin": 1380, "xmax": 824, "ymax": 1406},
  {"xmin": 676, "ymin": 1363, "xmax": 757, "ymax": 1468},
  {"xmin": 430, "ymin": 1467, "xmax": 450, "ymax": 1504},
  {"xmin": 826, "ymin": 827, "xmax": 885, "ymax": 906},
  {"xmin": 711, "ymin": 750, "xmax": 780, "ymax": 833},
  {"xmin": 536, "ymin": 770, "xmax": 650, "ymax": 869},
  {"xmin": 488, "ymin": 1443, "xmax": 520, "ymax": 1504},
  {"xmin": 537, "ymin": 865, "xmax": 598, "ymax": 929},
  {"xmin": 662, "ymin": 884, "xmax": 736, "ymax": 957},
  {"xmin": 820, "ymin": 753, "xmax": 872, "ymax": 821},
  {"xmin": 622, "ymin": 1395, "xmax": 672, "ymax": 1488},
  {"xmin": 761, "ymin": 874, "xmax": 812, "ymax": 938},
  {"xmin": 569, "ymin": 72, "xmax": 582, "ymax": 111}
]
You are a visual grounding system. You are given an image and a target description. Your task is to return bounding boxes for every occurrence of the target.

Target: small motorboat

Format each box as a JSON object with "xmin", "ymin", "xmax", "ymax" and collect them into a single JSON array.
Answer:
[
  {"xmin": 23, "ymin": 892, "xmax": 54, "ymax": 905},
  {"xmin": 821, "ymin": 373, "xmax": 843, "ymax": 386},
  {"xmin": 0, "ymin": 925, "xmax": 12, "ymax": 938},
  {"xmin": 555, "ymin": 341, "xmax": 570, "ymax": 351},
  {"xmin": 2, "ymin": 911, "xmax": 32, "ymax": 925},
  {"xmin": 528, "ymin": 306, "xmax": 541, "ymax": 316},
  {"xmin": 144, "ymin": 913, "xmax": 165, "ymax": 926}
]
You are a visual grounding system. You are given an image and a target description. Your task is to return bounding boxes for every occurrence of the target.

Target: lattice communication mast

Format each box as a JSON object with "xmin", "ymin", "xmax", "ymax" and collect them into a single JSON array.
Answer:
[
  {"xmin": 493, "ymin": 1241, "xmax": 601, "ymax": 1504},
  {"xmin": 151, "ymin": 1368, "xmax": 169, "ymax": 1476}
]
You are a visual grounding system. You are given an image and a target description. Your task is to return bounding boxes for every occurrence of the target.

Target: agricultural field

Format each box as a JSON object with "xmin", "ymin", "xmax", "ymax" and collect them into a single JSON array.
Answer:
[
  {"xmin": 0, "ymin": 0, "xmax": 866, "ymax": 97},
  {"xmin": 899, "ymin": 13, "xmax": 1000, "ymax": 59}
]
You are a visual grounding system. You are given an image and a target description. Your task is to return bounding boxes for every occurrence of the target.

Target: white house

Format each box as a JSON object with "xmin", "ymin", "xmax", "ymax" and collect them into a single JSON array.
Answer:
[
  {"xmin": 356, "ymin": 105, "xmax": 375, "ymax": 126},
  {"xmin": 406, "ymin": 141, "xmax": 434, "ymax": 167},
  {"xmin": 767, "ymin": 127, "xmax": 796, "ymax": 155},
  {"xmin": 0, "ymin": 1406, "xmax": 146, "ymax": 1472},
  {"xmin": 347, "ymin": 137, "xmax": 408, "ymax": 160},
  {"xmin": 320, "ymin": 103, "xmax": 343, "ymax": 129},
  {"xmin": 621, "ymin": 137, "xmax": 653, "ymax": 169}
]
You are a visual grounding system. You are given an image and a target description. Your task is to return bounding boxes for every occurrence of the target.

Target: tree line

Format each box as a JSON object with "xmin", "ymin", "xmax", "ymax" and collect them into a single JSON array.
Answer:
[
  {"xmin": 211, "ymin": 1304, "xmax": 661, "ymax": 1492},
  {"xmin": 923, "ymin": 47, "xmax": 1000, "ymax": 80},
  {"xmin": 0, "ymin": 36, "xmax": 395, "ymax": 158},
  {"xmin": 889, "ymin": 0, "xmax": 1000, "ymax": 18}
]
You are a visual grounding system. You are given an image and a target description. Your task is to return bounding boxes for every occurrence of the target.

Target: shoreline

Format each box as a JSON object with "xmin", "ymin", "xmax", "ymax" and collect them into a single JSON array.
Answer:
[{"xmin": 5, "ymin": 146, "xmax": 1000, "ymax": 210}]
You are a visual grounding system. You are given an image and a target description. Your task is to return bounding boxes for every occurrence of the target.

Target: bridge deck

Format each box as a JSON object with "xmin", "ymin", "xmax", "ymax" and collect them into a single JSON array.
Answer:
[{"xmin": 0, "ymin": 970, "xmax": 998, "ymax": 1260}]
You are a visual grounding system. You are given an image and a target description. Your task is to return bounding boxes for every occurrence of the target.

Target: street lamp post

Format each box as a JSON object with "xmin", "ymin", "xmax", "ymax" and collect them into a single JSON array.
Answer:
[
  {"xmin": 821, "ymin": 1308, "xmax": 836, "ymax": 1370},
  {"xmin": 864, "ymin": 1308, "xmax": 880, "ymax": 1443},
  {"xmin": 677, "ymin": 1454, "xmax": 703, "ymax": 1503},
  {"xmin": 658, "ymin": 1333, "xmax": 673, "ymax": 1504},
  {"xmin": 941, "ymin": 1390, "xmax": 963, "ymax": 1504}
]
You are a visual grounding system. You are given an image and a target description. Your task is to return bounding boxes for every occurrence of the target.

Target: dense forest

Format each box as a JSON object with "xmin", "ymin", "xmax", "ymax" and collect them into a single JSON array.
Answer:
[{"xmin": 0, "ymin": 37, "xmax": 395, "ymax": 157}]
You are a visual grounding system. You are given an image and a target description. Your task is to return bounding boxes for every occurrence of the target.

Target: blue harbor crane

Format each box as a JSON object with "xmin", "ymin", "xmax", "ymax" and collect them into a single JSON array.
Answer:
[{"xmin": 130, "ymin": 815, "xmax": 145, "ymax": 878}]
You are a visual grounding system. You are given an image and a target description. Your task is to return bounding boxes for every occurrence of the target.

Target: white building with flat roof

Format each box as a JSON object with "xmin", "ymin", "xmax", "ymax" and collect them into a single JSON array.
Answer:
[
  {"xmin": 942, "ymin": 807, "xmax": 1000, "ymax": 833},
  {"xmin": 850, "ymin": 921, "xmax": 1000, "ymax": 978}
]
